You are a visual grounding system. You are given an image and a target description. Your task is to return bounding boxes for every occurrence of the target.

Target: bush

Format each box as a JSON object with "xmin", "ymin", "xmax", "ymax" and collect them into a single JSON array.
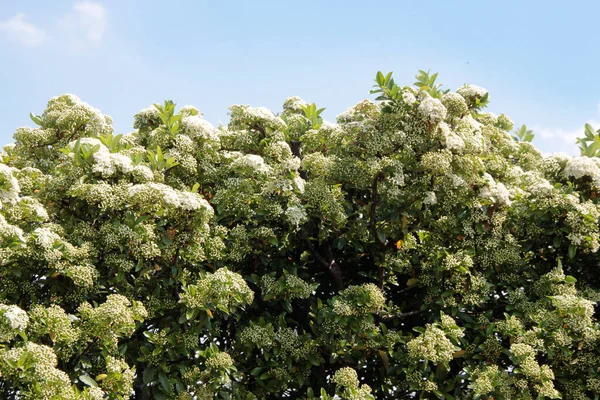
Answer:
[{"xmin": 1, "ymin": 72, "xmax": 600, "ymax": 399}]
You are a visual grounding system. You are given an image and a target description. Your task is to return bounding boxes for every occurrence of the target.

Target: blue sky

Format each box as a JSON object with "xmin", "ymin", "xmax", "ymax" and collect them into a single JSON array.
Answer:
[{"xmin": 1, "ymin": 0, "xmax": 599, "ymax": 155}]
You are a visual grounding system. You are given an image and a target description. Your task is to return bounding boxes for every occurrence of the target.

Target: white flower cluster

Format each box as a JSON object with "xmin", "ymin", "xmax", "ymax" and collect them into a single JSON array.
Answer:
[
  {"xmin": 0, "ymin": 304, "xmax": 29, "ymax": 342},
  {"xmin": 78, "ymin": 294, "xmax": 147, "ymax": 345},
  {"xmin": 103, "ymin": 356, "xmax": 136, "ymax": 397},
  {"xmin": 336, "ymin": 100, "xmax": 380, "ymax": 123},
  {"xmin": 402, "ymin": 88, "xmax": 418, "ymax": 105},
  {"xmin": 550, "ymin": 294, "xmax": 595, "ymax": 332},
  {"xmin": 418, "ymin": 95, "xmax": 447, "ymax": 124},
  {"xmin": 438, "ymin": 122, "xmax": 465, "ymax": 152},
  {"xmin": 285, "ymin": 204, "xmax": 308, "ymax": 229},
  {"xmin": 133, "ymin": 105, "xmax": 160, "ymax": 128},
  {"xmin": 0, "ymin": 163, "xmax": 20, "ymax": 205},
  {"xmin": 128, "ymin": 183, "xmax": 213, "ymax": 212},
  {"xmin": 332, "ymin": 283, "xmax": 385, "ymax": 317},
  {"xmin": 282, "ymin": 96, "xmax": 308, "ymax": 114},
  {"xmin": 456, "ymin": 84, "xmax": 488, "ymax": 106},
  {"xmin": 44, "ymin": 94, "xmax": 113, "ymax": 136},
  {"xmin": 0, "ymin": 342, "xmax": 75, "ymax": 398},
  {"xmin": 479, "ymin": 173, "xmax": 511, "ymax": 206},
  {"xmin": 441, "ymin": 92, "xmax": 468, "ymax": 117},
  {"xmin": 423, "ymin": 191, "xmax": 437, "ymax": 205},
  {"xmin": 181, "ymin": 115, "xmax": 220, "ymax": 145},
  {"xmin": 180, "ymin": 267, "xmax": 254, "ymax": 313},
  {"xmin": 229, "ymin": 104, "xmax": 286, "ymax": 132},
  {"xmin": 0, "ymin": 214, "xmax": 26, "ymax": 245},
  {"xmin": 332, "ymin": 367, "xmax": 359, "ymax": 388},
  {"xmin": 407, "ymin": 325, "xmax": 457, "ymax": 364},
  {"xmin": 230, "ymin": 154, "xmax": 273, "ymax": 176},
  {"xmin": 205, "ymin": 352, "xmax": 234, "ymax": 370},
  {"xmin": 562, "ymin": 156, "xmax": 600, "ymax": 187},
  {"xmin": 68, "ymin": 138, "xmax": 133, "ymax": 177}
]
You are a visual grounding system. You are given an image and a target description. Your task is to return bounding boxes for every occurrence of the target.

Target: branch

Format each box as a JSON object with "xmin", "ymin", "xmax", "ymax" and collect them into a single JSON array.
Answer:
[
  {"xmin": 305, "ymin": 239, "xmax": 344, "ymax": 291},
  {"xmin": 369, "ymin": 172, "xmax": 385, "ymax": 232},
  {"xmin": 369, "ymin": 172, "xmax": 385, "ymax": 288},
  {"xmin": 378, "ymin": 308, "xmax": 426, "ymax": 320},
  {"xmin": 290, "ymin": 140, "xmax": 302, "ymax": 158}
]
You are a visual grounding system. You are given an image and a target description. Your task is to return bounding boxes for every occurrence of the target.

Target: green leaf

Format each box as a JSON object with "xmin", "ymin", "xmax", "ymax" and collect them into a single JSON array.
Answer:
[
  {"xmin": 79, "ymin": 375, "xmax": 99, "ymax": 388},
  {"xmin": 29, "ymin": 112, "xmax": 43, "ymax": 126},
  {"xmin": 158, "ymin": 372, "xmax": 171, "ymax": 394},
  {"xmin": 143, "ymin": 368, "xmax": 156, "ymax": 385},
  {"xmin": 333, "ymin": 237, "xmax": 346, "ymax": 250},
  {"xmin": 568, "ymin": 244, "xmax": 577, "ymax": 259},
  {"xmin": 565, "ymin": 275, "xmax": 577, "ymax": 284},
  {"xmin": 376, "ymin": 229, "xmax": 386, "ymax": 243}
]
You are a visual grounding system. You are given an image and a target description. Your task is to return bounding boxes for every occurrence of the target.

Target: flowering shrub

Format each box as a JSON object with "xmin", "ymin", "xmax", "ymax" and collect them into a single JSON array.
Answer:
[{"xmin": 1, "ymin": 71, "xmax": 600, "ymax": 399}]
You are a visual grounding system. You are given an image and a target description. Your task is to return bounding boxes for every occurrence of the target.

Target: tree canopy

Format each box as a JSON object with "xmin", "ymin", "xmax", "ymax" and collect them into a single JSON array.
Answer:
[{"xmin": 1, "ymin": 70, "xmax": 600, "ymax": 399}]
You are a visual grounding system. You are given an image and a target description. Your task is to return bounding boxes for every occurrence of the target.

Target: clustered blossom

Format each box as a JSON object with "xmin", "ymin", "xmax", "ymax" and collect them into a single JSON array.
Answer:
[
  {"xmin": 282, "ymin": 96, "xmax": 308, "ymax": 114},
  {"xmin": 402, "ymin": 88, "xmax": 417, "ymax": 105},
  {"xmin": 550, "ymin": 294, "xmax": 595, "ymax": 332},
  {"xmin": 0, "ymin": 342, "xmax": 75, "ymax": 398},
  {"xmin": 68, "ymin": 138, "xmax": 134, "ymax": 177},
  {"xmin": 332, "ymin": 367, "xmax": 359, "ymax": 389},
  {"xmin": 261, "ymin": 273, "xmax": 314, "ymax": 300},
  {"xmin": 133, "ymin": 105, "xmax": 160, "ymax": 128},
  {"xmin": 285, "ymin": 204, "xmax": 308, "ymax": 228},
  {"xmin": 418, "ymin": 95, "xmax": 447, "ymax": 123},
  {"xmin": 479, "ymin": 173, "xmax": 512, "ymax": 206},
  {"xmin": 562, "ymin": 156, "xmax": 600, "ymax": 187},
  {"xmin": 332, "ymin": 283, "xmax": 385, "ymax": 317},
  {"xmin": 230, "ymin": 154, "xmax": 273, "ymax": 176},
  {"xmin": 128, "ymin": 183, "xmax": 214, "ymax": 213},
  {"xmin": 181, "ymin": 115, "xmax": 220, "ymax": 145},
  {"xmin": 456, "ymin": 84, "xmax": 488, "ymax": 106},
  {"xmin": 229, "ymin": 104, "xmax": 286, "ymax": 131},
  {"xmin": 407, "ymin": 325, "xmax": 457, "ymax": 364},
  {"xmin": 205, "ymin": 352, "xmax": 234, "ymax": 370},
  {"xmin": 78, "ymin": 294, "xmax": 147, "ymax": 347},
  {"xmin": 332, "ymin": 367, "xmax": 375, "ymax": 400},
  {"xmin": 180, "ymin": 267, "xmax": 254, "ymax": 313},
  {"xmin": 441, "ymin": 92, "xmax": 468, "ymax": 117},
  {"xmin": 0, "ymin": 304, "xmax": 28, "ymax": 341}
]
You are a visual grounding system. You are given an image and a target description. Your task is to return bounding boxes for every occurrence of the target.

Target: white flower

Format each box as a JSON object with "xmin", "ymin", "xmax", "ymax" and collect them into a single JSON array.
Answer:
[
  {"xmin": 439, "ymin": 122, "xmax": 464, "ymax": 152},
  {"xmin": 402, "ymin": 90, "xmax": 417, "ymax": 105},
  {"xmin": 424, "ymin": 191, "xmax": 437, "ymax": 205},
  {"xmin": 34, "ymin": 227, "xmax": 61, "ymax": 250},
  {"xmin": 418, "ymin": 96, "xmax": 447, "ymax": 123},
  {"xmin": 283, "ymin": 96, "xmax": 308, "ymax": 113},
  {"xmin": 479, "ymin": 173, "xmax": 511, "ymax": 206},
  {"xmin": 285, "ymin": 205, "xmax": 308, "ymax": 229},
  {"xmin": 231, "ymin": 154, "xmax": 272, "ymax": 175},
  {"xmin": 294, "ymin": 175, "xmax": 306, "ymax": 193},
  {"xmin": 0, "ymin": 164, "xmax": 20, "ymax": 204},
  {"xmin": 562, "ymin": 156, "xmax": 600, "ymax": 187},
  {"xmin": 452, "ymin": 174, "xmax": 466, "ymax": 188},
  {"xmin": 457, "ymin": 84, "xmax": 488, "ymax": 105},
  {"xmin": 1, "ymin": 304, "xmax": 28, "ymax": 330},
  {"xmin": 128, "ymin": 183, "xmax": 213, "ymax": 214},
  {"xmin": 68, "ymin": 139, "xmax": 134, "ymax": 177},
  {"xmin": 181, "ymin": 115, "xmax": 220, "ymax": 145}
]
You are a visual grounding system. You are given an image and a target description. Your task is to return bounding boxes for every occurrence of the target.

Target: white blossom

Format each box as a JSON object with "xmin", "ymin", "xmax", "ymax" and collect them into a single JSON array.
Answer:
[
  {"xmin": 418, "ymin": 95, "xmax": 447, "ymax": 123},
  {"xmin": 480, "ymin": 173, "xmax": 511, "ymax": 206},
  {"xmin": 562, "ymin": 156, "xmax": 600, "ymax": 187}
]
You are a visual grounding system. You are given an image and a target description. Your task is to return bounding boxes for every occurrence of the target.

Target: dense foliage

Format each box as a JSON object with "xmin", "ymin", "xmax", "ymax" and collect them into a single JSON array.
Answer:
[{"xmin": 1, "ymin": 70, "xmax": 600, "ymax": 399}]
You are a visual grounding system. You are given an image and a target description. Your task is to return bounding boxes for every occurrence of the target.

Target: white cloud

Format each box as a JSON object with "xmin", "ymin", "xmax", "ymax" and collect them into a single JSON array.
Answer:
[
  {"xmin": 58, "ymin": 1, "xmax": 107, "ymax": 48},
  {"xmin": 531, "ymin": 102, "xmax": 600, "ymax": 156},
  {"xmin": 0, "ymin": 13, "xmax": 46, "ymax": 46},
  {"xmin": 73, "ymin": 1, "xmax": 106, "ymax": 43}
]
